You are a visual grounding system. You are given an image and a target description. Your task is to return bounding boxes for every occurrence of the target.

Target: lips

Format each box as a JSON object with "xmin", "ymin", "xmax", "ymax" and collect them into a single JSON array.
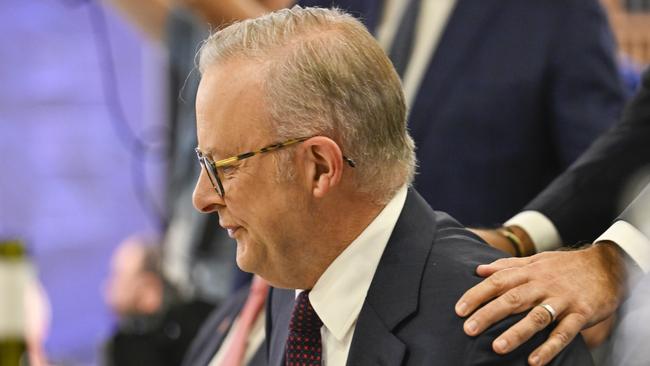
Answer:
[
  {"xmin": 220, "ymin": 221, "xmax": 241, "ymax": 238},
  {"xmin": 226, "ymin": 227, "xmax": 239, "ymax": 238}
]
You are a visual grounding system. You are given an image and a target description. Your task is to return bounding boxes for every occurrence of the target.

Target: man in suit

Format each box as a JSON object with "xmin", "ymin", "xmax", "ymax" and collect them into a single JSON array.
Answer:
[
  {"xmin": 297, "ymin": 0, "xmax": 625, "ymax": 228},
  {"xmin": 191, "ymin": 7, "xmax": 591, "ymax": 365},
  {"xmin": 461, "ymin": 69, "xmax": 650, "ymax": 365}
]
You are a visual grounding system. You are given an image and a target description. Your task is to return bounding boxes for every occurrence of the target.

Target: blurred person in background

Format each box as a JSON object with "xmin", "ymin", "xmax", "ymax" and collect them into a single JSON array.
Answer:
[
  {"xmin": 299, "ymin": 0, "xmax": 626, "ymax": 237},
  {"xmin": 102, "ymin": 234, "xmax": 214, "ymax": 366},
  {"xmin": 1, "ymin": 1, "xmax": 170, "ymax": 361},
  {"xmin": 105, "ymin": 0, "xmax": 294, "ymax": 305}
]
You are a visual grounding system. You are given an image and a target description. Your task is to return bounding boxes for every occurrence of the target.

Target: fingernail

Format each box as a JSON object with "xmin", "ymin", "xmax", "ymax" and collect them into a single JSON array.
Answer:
[
  {"xmin": 456, "ymin": 302, "xmax": 467, "ymax": 316},
  {"xmin": 494, "ymin": 339, "xmax": 508, "ymax": 352},
  {"xmin": 530, "ymin": 355, "xmax": 540, "ymax": 365},
  {"xmin": 465, "ymin": 320, "xmax": 477, "ymax": 334}
]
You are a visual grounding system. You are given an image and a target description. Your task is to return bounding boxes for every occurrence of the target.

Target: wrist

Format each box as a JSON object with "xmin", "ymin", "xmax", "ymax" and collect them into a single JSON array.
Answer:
[
  {"xmin": 469, "ymin": 228, "xmax": 519, "ymax": 256},
  {"xmin": 592, "ymin": 241, "xmax": 641, "ymax": 300},
  {"xmin": 503, "ymin": 225, "xmax": 535, "ymax": 256},
  {"xmin": 497, "ymin": 227, "xmax": 523, "ymax": 256}
]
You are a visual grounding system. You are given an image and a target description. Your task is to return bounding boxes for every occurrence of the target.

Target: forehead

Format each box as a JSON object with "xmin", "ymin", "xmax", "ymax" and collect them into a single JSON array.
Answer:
[{"xmin": 196, "ymin": 59, "xmax": 271, "ymax": 157}]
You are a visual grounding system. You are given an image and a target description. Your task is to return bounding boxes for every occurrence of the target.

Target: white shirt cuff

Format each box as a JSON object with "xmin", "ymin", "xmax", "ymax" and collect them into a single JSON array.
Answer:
[
  {"xmin": 595, "ymin": 220, "xmax": 650, "ymax": 273},
  {"xmin": 505, "ymin": 211, "xmax": 562, "ymax": 253}
]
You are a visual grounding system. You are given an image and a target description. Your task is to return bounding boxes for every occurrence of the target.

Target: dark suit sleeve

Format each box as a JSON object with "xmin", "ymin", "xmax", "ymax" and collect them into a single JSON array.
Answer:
[
  {"xmin": 526, "ymin": 70, "xmax": 650, "ymax": 245},
  {"xmin": 546, "ymin": 0, "xmax": 624, "ymax": 168}
]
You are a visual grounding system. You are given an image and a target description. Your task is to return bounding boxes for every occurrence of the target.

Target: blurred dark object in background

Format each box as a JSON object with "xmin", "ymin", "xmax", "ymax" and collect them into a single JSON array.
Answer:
[
  {"xmin": 624, "ymin": 0, "xmax": 650, "ymax": 12},
  {"xmin": 102, "ymin": 235, "xmax": 216, "ymax": 366},
  {"xmin": 0, "ymin": 240, "xmax": 51, "ymax": 366},
  {"xmin": 0, "ymin": 240, "xmax": 29, "ymax": 366}
]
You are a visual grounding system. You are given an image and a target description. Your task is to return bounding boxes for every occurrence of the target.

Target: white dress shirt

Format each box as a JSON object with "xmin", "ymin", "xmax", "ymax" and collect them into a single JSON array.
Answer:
[
  {"xmin": 296, "ymin": 186, "xmax": 408, "ymax": 365},
  {"xmin": 506, "ymin": 211, "xmax": 650, "ymax": 272},
  {"xmin": 376, "ymin": 0, "xmax": 457, "ymax": 107}
]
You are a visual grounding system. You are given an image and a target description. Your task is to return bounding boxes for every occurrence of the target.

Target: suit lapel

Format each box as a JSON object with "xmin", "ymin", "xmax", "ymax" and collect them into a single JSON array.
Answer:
[
  {"xmin": 346, "ymin": 190, "xmax": 438, "ymax": 366},
  {"xmin": 410, "ymin": 0, "xmax": 507, "ymax": 133},
  {"xmin": 199, "ymin": 303, "xmax": 242, "ymax": 365},
  {"xmin": 267, "ymin": 288, "xmax": 295, "ymax": 366},
  {"xmin": 345, "ymin": 305, "xmax": 406, "ymax": 365}
]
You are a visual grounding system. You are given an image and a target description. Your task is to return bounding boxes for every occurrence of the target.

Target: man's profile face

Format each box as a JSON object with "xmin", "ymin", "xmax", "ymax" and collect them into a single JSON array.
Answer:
[{"xmin": 193, "ymin": 59, "xmax": 309, "ymax": 287}]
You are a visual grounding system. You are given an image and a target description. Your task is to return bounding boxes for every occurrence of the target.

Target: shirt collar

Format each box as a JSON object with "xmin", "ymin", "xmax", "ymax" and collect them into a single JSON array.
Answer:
[{"xmin": 297, "ymin": 186, "xmax": 408, "ymax": 341}]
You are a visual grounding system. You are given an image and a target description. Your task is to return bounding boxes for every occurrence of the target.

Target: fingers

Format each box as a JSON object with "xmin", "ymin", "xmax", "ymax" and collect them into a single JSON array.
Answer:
[
  {"xmin": 580, "ymin": 314, "xmax": 617, "ymax": 348},
  {"xmin": 463, "ymin": 283, "xmax": 545, "ymax": 337},
  {"xmin": 456, "ymin": 267, "xmax": 529, "ymax": 318},
  {"xmin": 476, "ymin": 256, "xmax": 532, "ymax": 277},
  {"xmin": 491, "ymin": 299, "xmax": 565, "ymax": 354},
  {"xmin": 528, "ymin": 313, "xmax": 586, "ymax": 366}
]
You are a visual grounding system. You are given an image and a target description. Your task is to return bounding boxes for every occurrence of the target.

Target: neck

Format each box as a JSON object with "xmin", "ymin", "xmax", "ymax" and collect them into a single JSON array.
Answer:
[{"xmin": 291, "ymin": 192, "xmax": 385, "ymax": 290}]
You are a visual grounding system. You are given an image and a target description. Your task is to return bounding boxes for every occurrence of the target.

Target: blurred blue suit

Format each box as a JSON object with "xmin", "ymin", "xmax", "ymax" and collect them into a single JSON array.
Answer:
[{"xmin": 299, "ymin": 0, "xmax": 625, "ymax": 226}]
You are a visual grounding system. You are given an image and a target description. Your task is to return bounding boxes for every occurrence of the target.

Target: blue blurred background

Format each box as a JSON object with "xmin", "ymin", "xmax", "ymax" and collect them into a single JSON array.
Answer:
[
  {"xmin": 1, "ymin": 0, "xmax": 649, "ymax": 364},
  {"xmin": 0, "ymin": 1, "xmax": 166, "ymax": 363}
]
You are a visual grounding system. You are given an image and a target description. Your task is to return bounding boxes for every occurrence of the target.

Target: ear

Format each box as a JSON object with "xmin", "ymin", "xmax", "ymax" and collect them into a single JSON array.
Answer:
[{"xmin": 301, "ymin": 137, "xmax": 344, "ymax": 198}]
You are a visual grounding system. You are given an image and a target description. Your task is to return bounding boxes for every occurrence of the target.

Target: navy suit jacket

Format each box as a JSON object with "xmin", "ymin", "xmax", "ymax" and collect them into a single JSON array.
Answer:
[
  {"xmin": 526, "ymin": 69, "xmax": 650, "ymax": 244},
  {"xmin": 266, "ymin": 190, "xmax": 593, "ymax": 365},
  {"xmin": 298, "ymin": 0, "xmax": 624, "ymax": 226},
  {"xmin": 182, "ymin": 284, "xmax": 266, "ymax": 366}
]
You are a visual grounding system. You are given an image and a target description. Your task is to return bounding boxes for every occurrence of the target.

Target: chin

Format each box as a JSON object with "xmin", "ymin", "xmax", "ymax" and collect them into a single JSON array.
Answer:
[{"xmin": 235, "ymin": 249, "xmax": 257, "ymax": 274}]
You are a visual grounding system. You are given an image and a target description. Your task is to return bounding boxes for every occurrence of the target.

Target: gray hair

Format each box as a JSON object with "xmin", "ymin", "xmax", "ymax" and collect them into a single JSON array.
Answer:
[{"xmin": 198, "ymin": 6, "xmax": 416, "ymax": 203}]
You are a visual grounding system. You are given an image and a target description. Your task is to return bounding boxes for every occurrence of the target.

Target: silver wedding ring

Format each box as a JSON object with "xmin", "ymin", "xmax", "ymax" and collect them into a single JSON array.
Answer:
[{"xmin": 538, "ymin": 303, "xmax": 557, "ymax": 322}]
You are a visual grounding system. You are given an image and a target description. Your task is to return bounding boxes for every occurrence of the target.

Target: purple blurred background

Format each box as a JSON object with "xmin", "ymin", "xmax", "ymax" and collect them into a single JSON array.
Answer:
[{"xmin": 0, "ymin": 1, "xmax": 167, "ymax": 363}]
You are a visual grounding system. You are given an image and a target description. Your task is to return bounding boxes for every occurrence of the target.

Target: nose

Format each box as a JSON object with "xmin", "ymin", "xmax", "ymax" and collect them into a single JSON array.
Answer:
[{"xmin": 192, "ymin": 170, "xmax": 225, "ymax": 213}]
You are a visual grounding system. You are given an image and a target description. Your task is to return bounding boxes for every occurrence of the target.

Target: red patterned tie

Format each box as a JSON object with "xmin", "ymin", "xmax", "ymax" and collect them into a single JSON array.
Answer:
[{"xmin": 285, "ymin": 291, "xmax": 323, "ymax": 366}]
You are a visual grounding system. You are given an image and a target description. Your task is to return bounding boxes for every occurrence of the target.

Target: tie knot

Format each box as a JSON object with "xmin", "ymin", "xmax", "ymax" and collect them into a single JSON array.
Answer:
[{"xmin": 289, "ymin": 291, "xmax": 323, "ymax": 335}]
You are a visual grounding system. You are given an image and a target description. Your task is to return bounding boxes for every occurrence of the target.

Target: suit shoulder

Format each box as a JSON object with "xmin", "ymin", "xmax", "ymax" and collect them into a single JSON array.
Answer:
[
  {"xmin": 413, "ymin": 211, "xmax": 510, "ymax": 317},
  {"xmin": 429, "ymin": 210, "xmax": 510, "ymax": 275},
  {"xmin": 415, "ymin": 212, "xmax": 593, "ymax": 365}
]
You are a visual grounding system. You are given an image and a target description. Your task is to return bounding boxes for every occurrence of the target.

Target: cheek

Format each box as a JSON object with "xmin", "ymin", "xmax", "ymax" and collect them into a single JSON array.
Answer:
[
  {"xmin": 226, "ymin": 182, "xmax": 279, "ymax": 222},
  {"xmin": 226, "ymin": 166, "xmax": 303, "ymax": 231}
]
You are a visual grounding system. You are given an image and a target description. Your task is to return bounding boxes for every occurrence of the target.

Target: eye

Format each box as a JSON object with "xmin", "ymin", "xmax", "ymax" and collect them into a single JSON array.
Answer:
[{"xmin": 220, "ymin": 164, "xmax": 238, "ymax": 177}]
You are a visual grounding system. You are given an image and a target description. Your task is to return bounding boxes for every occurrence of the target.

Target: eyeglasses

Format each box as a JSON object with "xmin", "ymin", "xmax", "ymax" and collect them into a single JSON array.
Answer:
[{"xmin": 195, "ymin": 136, "xmax": 356, "ymax": 197}]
